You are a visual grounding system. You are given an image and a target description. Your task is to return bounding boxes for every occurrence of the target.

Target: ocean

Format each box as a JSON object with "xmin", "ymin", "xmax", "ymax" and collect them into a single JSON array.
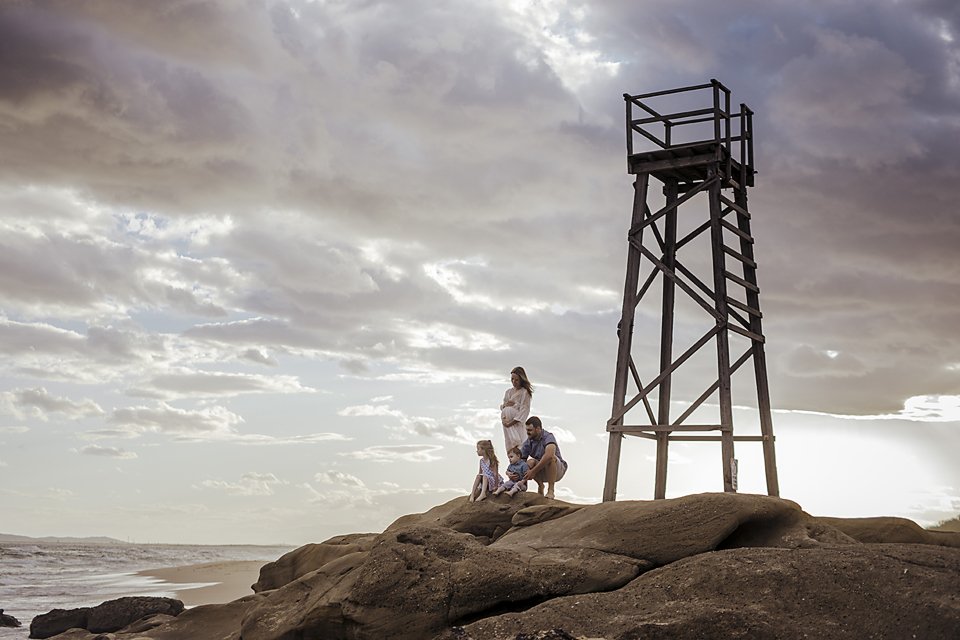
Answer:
[{"xmin": 0, "ymin": 541, "xmax": 293, "ymax": 639}]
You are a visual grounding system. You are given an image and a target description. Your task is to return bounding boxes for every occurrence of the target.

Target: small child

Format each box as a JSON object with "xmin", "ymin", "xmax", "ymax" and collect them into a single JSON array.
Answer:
[
  {"xmin": 493, "ymin": 446, "xmax": 529, "ymax": 497},
  {"xmin": 468, "ymin": 439, "xmax": 502, "ymax": 502}
]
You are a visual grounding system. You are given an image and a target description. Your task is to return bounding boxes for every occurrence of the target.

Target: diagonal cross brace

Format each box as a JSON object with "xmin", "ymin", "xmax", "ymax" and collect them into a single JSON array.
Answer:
[
  {"xmin": 634, "ymin": 242, "xmax": 724, "ymax": 323},
  {"xmin": 628, "ymin": 175, "xmax": 718, "ymax": 237},
  {"xmin": 608, "ymin": 324, "xmax": 723, "ymax": 426}
]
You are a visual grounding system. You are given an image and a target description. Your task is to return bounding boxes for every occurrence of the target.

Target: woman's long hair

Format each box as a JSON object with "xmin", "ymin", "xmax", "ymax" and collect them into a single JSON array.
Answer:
[
  {"xmin": 477, "ymin": 439, "xmax": 499, "ymax": 467},
  {"xmin": 511, "ymin": 366, "xmax": 534, "ymax": 395}
]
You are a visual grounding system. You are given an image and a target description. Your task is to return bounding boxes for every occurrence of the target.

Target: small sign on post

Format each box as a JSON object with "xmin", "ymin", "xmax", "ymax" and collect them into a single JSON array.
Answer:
[{"xmin": 730, "ymin": 458, "xmax": 739, "ymax": 492}]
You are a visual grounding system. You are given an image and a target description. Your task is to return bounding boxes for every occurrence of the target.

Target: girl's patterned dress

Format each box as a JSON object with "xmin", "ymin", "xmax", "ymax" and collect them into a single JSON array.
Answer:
[{"xmin": 479, "ymin": 457, "xmax": 502, "ymax": 490}]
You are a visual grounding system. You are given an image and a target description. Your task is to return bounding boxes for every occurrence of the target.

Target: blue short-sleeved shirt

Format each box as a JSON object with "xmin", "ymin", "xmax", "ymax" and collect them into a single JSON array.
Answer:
[
  {"xmin": 507, "ymin": 460, "xmax": 529, "ymax": 478},
  {"xmin": 520, "ymin": 430, "xmax": 566, "ymax": 469}
]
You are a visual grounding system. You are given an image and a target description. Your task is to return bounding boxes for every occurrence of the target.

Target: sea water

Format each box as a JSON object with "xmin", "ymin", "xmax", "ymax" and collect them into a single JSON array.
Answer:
[{"xmin": 0, "ymin": 541, "xmax": 293, "ymax": 639}]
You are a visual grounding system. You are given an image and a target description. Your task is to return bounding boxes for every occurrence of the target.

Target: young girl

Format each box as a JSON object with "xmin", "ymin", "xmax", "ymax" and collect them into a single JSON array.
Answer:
[{"xmin": 468, "ymin": 439, "xmax": 501, "ymax": 502}]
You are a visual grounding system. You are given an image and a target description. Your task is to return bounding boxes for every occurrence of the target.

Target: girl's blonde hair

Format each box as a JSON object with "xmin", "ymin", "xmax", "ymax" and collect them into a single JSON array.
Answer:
[{"xmin": 477, "ymin": 439, "xmax": 499, "ymax": 467}]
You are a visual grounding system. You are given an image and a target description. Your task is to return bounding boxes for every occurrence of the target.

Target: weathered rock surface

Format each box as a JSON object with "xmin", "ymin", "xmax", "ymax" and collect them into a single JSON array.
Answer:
[
  {"xmin": 252, "ymin": 533, "xmax": 377, "ymax": 592},
  {"xmin": 1, "ymin": 609, "xmax": 22, "ymax": 627},
  {"xmin": 38, "ymin": 493, "xmax": 960, "ymax": 640},
  {"xmin": 385, "ymin": 493, "xmax": 577, "ymax": 542},
  {"xmin": 30, "ymin": 597, "xmax": 183, "ymax": 639},
  {"xmin": 452, "ymin": 543, "xmax": 960, "ymax": 640},
  {"xmin": 821, "ymin": 515, "xmax": 960, "ymax": 547}
]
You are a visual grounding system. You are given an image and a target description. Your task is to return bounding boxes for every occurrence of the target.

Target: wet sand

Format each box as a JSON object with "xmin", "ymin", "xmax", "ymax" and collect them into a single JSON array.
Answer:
[{"xmin": 137, "ymin": 560, "xmax": 265, "ymax": 606}]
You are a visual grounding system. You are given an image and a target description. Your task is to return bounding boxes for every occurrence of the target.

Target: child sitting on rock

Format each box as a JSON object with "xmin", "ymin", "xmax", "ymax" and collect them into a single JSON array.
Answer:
[
  {"xmin": 468, "ymin": 439, "xmax": 501, "ymax": 502},
  {"xmin": 493, "ymin": 446, "xmax": 529, "ymax": 497}
]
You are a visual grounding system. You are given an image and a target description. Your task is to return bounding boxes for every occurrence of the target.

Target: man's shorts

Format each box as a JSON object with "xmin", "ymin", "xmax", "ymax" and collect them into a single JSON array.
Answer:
[
  {"xmin": 530, "ymin": 457, "xmax": 567, "ymax": 482},
  {"xmin": 554, "ymin": 459, "xmax": 567, "ymax": 482}
]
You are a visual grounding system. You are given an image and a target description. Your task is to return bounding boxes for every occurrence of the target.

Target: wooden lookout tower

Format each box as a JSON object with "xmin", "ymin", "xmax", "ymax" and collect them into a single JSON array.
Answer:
[{"xmin": 602, "ymin": 80, "xmax": 779, "ymax": 501}]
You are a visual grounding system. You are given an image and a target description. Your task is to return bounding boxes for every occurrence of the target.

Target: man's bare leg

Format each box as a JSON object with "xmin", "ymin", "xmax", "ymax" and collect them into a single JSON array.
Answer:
[
  {"xmin": 527, "ymin": 457, "xmax": 544, "ymax": 495},
  {"xmin": 543, "ymin": 457, "xmax": 557, "ymax": 499}
]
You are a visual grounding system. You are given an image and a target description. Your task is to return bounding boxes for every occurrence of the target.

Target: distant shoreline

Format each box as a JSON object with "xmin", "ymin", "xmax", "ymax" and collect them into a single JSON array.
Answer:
[{"xmin": 0, "ymin": 533, "xmax": 292, "ymax": 547}]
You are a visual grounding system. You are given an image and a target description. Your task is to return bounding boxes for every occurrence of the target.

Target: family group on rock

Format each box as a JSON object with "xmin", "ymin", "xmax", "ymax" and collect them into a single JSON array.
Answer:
[{"xmin": 468, "ymin": 366, "xmax": 568, "ymax": 502}]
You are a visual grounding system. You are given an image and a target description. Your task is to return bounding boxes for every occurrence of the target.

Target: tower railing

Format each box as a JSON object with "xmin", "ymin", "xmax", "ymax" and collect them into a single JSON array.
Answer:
[{"xmin": 624, "ymin": 79, "xmax": 754, "ymax": 188}]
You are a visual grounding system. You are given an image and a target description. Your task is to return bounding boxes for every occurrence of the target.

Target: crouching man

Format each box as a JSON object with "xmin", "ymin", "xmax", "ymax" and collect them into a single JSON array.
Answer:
[{"xmin": 517, "ymin": 416, "xmax": 568, "ymax": 499}]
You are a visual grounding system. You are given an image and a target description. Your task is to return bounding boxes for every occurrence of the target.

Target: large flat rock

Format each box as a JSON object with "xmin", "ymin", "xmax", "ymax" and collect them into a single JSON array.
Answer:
[{"xmin": 453, "ymin": 543, "xmax": 960, "ymax": 640}]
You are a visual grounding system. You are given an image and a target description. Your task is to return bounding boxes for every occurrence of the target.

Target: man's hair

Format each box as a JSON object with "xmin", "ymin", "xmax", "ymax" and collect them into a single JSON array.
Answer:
[{"xmin": 525, "ymin": 416, "xmax": 542, "ymax": 429}]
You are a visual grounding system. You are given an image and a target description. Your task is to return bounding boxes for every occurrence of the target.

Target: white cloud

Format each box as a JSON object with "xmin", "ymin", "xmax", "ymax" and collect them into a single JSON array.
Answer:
[
  {"xmin": 104, "ymin": 402, "xmax": 351, "ymax": 444},
  {"xmin": 548, "ymin": 426, "xmax": 577, "ymax": 443},
  {"xmin": 314, "ymin": 470, "xmax": 367, "ymax": 489},
  {"xmin": 338, "ymin": 404, "xmax": 404, "ymax": 418},
  {"xmin": 496, "ymin": 0, "xmax": 620, "ymax": 92},
  {"xmin": 0, "ymin": 387, "xmax": 104, "ymax": 421},
  {"xmin": 130, "ymin": 369, "xmax": 316, "ymax": 399},
  {"xmin": 371, "ymin": 370, "xmax": 482, "ymax": 385},
  {"xmin": 6, "ymin": 487, "xmax": 77, "ymax": 501},
  {"xmin": 109, "ymin": 402, "xmax": 242, "ymax": 436},
  {"xmin": 897, "ymin": 395, "xmax": 960, "ymax": 423},
  {"xmin": 240, "ymin": 348, "xmax": 278, "ymax": 366},
  {"xmin": 400, "ymin": 320, "xmax": 510, "ymax": 352},
  {"xmin": 779, "ymin": 395, "xmax": 960, "ymax": 424},
  {"xmin": 228, "ymin": 432, "xmax": 352, "ymax": 446},
  {"xmin": 79, "ymin": 445, "xmax": 138, "ymax": 460},
  {"xmin": 339, "ymin": 400, "xmax": 491, "ymax": 444},
  {"xmin": 339, "ymin": 444, "xmax": 444, "ymax": 463},
  {"xmin": 118, "ymin": 212, "xmax": 234, "ymax": 247},
  {"xmin": 201, "ymin": 472, "xmax": 287, "ymax": 496},
  {"xmin": 0, "ymin": 208, "xmax": 232, "ymax": 319},
  {"xmin": 0, "ymin": 426, "xmax": 30, "ymax": 433},
  {"xmin": 301, "ymin": 471, "xmax": 462, "ymax": 509},
  {"xmin": 423, "ymin": 260, "xmax": 504, "ymax": 310}
]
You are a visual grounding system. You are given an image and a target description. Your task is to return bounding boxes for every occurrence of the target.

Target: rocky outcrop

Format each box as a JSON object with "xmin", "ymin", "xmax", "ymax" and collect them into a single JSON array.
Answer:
[
  {"xmin": 385, "ymin": 493, "xmax": 578, "ymax": 541},
  {"xmin": 252, "ymin": 533, "xmax": 377, "ymax": 592},
  {"xmin": 29, "ymin": 597, "xmax": 183, "ymax": 639},
  {"xmin": 821, "ymin": 515, "xmax": 960, "ymax": 547},
  {"xmin": 1, "ymin": 609, "xmax": 22, "ymax": 627},
  {"xmin": 249, "ymin": 494, "xmax": 579, "ymax": 595},
  {"xmin": 37, "ymin": 493, "xmax": 960, "ymax": 640}
]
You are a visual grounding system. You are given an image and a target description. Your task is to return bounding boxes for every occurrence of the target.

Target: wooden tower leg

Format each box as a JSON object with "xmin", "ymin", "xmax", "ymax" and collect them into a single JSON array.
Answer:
[
  {"xmin": 733, "ymin": 186, "xmax": 780, "ymax": 496},
  {"xmin": 654, "ymin": 180, "xmax": 679, "ymax": 499},
  {"xmin": 754, "ymin": 343, "xmax": 779, "ymax": 496},
  {"xmin": 603, "ymin": 433, "xmax": 623, "ymax": 503},
  {"xmin": 603, "ymin": 174, "xmax": 650, "ymax": 502},
  {"xmin": 708, "ymin": 169, "xmax": 736, "ymax": 492}
]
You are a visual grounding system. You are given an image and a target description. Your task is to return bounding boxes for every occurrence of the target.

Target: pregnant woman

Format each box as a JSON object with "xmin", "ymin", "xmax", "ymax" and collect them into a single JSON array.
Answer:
[{"xmin": 500, "ymin": 366, "xmax": 533, "ymax": 454}]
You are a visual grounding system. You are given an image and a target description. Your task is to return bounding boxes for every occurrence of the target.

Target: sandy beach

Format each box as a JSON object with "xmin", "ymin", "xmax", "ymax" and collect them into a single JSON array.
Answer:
[{"xmin": 137, "ymin": 560, "xmax": 265, "ymax": 607}]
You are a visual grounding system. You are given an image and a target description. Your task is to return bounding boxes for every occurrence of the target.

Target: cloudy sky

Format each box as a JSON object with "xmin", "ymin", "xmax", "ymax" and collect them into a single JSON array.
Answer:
[{"xmin": 1, "ymin": 0, "xmax": 958, "ymax": 545}]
